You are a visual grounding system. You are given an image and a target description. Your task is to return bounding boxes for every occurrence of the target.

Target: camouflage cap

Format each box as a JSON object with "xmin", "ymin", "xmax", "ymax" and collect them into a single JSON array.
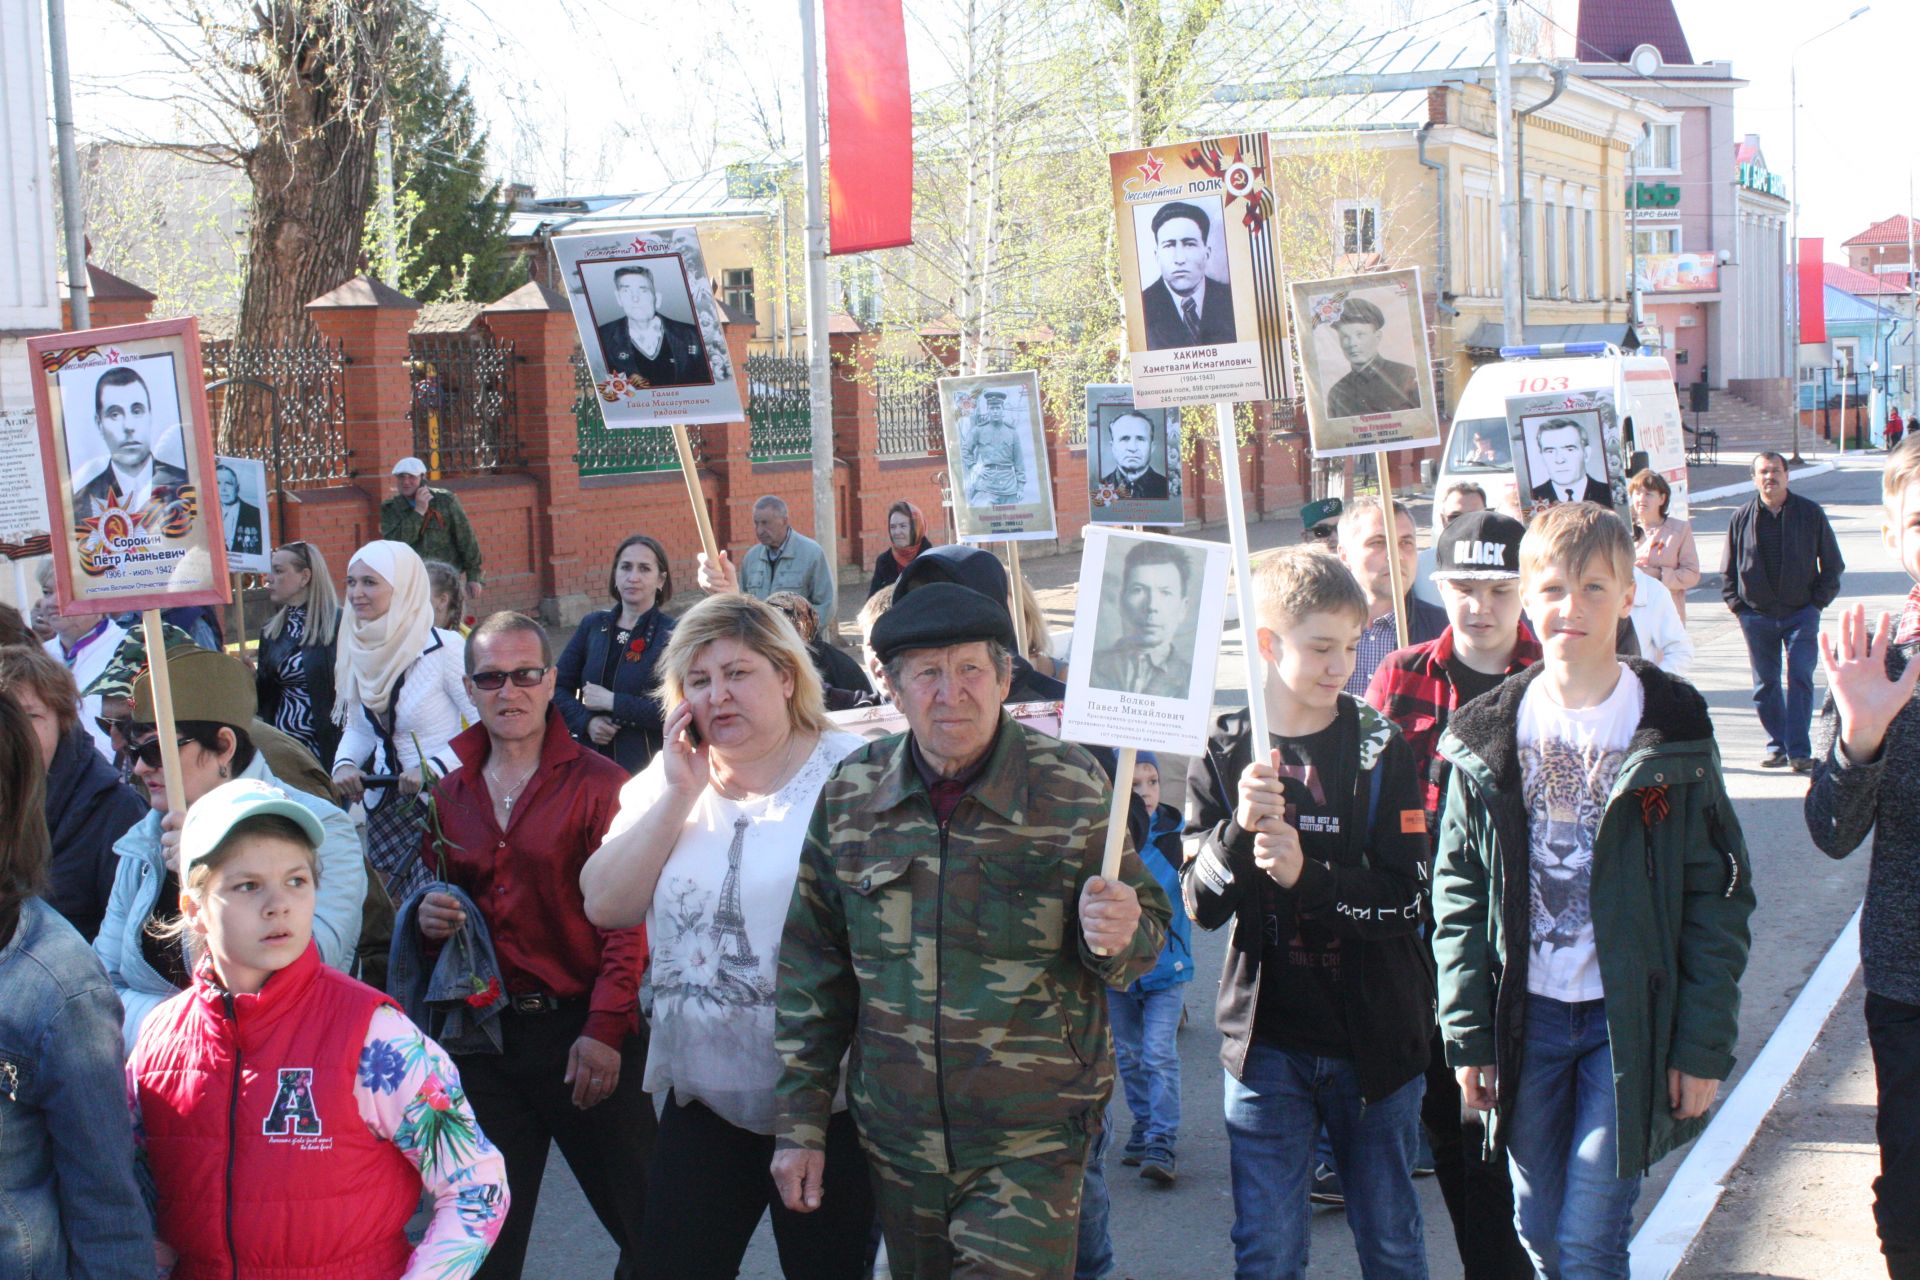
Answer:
[
  {"xmin": 132, "ymin": 644, "xmax": 256, "ymax": 728},
  {"xmin": 83, "ymin": 622, "xmax": 196, "ymax": 700},
  {"xmin": 871, "ymin": 581, "xmax": 1016, "ymax": 664}
]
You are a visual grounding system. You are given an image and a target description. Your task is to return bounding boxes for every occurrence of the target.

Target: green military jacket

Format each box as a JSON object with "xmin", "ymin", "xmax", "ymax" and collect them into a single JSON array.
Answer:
[
  {"xmin": 774, "ymin": 715, "xmax": 1170, "ymax": 1173},
  {"xmin": 379, "ymin": 488, "xmax": 483, "ymax": 584}
]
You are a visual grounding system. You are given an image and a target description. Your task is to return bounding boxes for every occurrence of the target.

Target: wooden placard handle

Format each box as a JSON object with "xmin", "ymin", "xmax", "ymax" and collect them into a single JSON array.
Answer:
[
  {"xmin": 1091, "ymin": 746, "xmax": 1139, "ymax": 957},
  {"xmin": 141, "ymin": 609, "xmax": 189, "ymax": 819},
  {"xmin": 1006, "ymin": 541, "xmax": 1029, "ymax": 658},
  {"xmin": 672, "ymin": 423, "xmax": 721, "ymax": 565},
  {"xmin": 1375, "ymin": 450, "xmax": 1411, "ymax": 650}
]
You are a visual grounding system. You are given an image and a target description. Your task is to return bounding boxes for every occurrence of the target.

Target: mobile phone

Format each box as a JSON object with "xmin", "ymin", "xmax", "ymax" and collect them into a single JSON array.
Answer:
[{"xmin": 683, "ymin": 718, "xmax": 703, "ymax": 747}]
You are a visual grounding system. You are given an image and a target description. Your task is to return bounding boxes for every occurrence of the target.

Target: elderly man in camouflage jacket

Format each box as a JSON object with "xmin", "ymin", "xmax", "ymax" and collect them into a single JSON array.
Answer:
[{"xmin": 771, "ymin": 581, "xmax": 1170, "ymax": 1279}]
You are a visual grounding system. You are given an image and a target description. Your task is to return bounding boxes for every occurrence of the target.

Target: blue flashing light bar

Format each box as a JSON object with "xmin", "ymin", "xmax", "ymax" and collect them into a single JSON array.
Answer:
[{"xmin": 1498, "ymin": 342, "xmax": 1613, "ymax": 360}]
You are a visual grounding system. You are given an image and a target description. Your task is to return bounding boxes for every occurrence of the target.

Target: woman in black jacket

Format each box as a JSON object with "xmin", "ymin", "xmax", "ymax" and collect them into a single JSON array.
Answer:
[
  {"xmin": 867, "ymin": 499, "xmax": 934, "ymax": 598},
  {"xmin": 556, "ymin": 533, "xmax": 676, "ymax": 773},
  {"xmin": 255, "ymin": 540, "xmax": 342, "ymax": 766}
]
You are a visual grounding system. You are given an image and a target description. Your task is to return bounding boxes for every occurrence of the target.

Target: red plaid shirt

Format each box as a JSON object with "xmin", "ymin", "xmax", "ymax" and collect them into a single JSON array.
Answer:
[{"xmin": 1364, "ymin": 623, "xmax": 1542, "ymax": 829}]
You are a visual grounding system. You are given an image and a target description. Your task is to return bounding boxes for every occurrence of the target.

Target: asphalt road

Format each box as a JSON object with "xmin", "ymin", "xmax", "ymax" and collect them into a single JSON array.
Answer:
[{"xmin": 520, "ymin": 454, "xmax": 1889, "ymax": 1279}]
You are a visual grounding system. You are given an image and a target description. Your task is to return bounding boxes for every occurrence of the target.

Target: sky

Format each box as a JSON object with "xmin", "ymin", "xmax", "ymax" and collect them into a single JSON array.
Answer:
[{"xmin": 50, "ymin": 0, "xmax": 1920, "ymax": 260}]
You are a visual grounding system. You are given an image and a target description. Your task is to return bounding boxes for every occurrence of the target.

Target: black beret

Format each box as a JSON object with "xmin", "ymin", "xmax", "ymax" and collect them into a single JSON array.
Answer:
[{"xmin": 871, "ymin": 581, "xmax": 1017, "ymax": 664}]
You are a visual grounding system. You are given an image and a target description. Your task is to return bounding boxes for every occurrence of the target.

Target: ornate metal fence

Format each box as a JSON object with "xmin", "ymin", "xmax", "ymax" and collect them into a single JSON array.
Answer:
[
  {"xmin": 407, "ymin": 334, "xmax": 518, "ymax": 476},
  {"xmin": 876, "ymin": 364, "xmax": 943, "ymax": 458},
  {"xmin": 745, "ymin": 354, "xmax": 811, "ymax": 461},
  {"xmin": 201, "ymin": 338, "xmax": 351, "ymax": 487},
  {"xmin": 572, "ymin": 350, "xmax": 704, "ymax": 475}
]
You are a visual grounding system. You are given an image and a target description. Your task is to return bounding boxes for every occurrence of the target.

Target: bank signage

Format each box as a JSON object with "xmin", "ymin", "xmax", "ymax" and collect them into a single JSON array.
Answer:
[
  {"xmin": 1736, "ymin": 162, "xmax": 1787, "ymax": 200},
  {"xmin": 1626, "ymin": 182, "xmax": 1681, "ymax": 210}
]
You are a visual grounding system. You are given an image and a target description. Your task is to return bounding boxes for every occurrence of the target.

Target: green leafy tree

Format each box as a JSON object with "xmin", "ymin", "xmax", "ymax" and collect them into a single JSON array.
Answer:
[{"xmin": 367, "ymin": 8, "xmax": 523, "ymax": 302}]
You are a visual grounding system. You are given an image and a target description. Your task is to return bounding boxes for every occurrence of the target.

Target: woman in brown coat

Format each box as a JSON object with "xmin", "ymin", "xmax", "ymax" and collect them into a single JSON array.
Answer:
[{"xmin": 1630, "ymin": 470, "xmax": 1701, "ymax": 620}]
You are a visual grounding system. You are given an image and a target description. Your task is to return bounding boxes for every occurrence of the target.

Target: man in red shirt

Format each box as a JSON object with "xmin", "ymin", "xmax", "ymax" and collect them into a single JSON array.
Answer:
[{"xmin": 412, "ymin": 612, "xmax": 650, "ymax": 1280}]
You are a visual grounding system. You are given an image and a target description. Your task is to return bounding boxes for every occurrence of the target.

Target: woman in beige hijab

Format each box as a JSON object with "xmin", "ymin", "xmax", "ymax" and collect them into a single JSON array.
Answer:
[{"xmin": 330, "ymin": 540, "xmax": 476, "ymax": 900}]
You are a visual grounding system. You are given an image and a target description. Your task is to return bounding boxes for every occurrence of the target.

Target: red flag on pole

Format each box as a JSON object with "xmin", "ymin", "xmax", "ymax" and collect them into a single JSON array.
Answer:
[
  {"xmin": 823, "ymin": 0, "xmax": 913, "ymax": 255},
  {"xmin": 1798, "ymin": 237, "xmax": 1826, "ymax": 344}
]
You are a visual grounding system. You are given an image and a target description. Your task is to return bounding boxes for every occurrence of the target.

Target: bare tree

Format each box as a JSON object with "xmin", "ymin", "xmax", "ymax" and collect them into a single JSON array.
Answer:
[{"xmin": 99, "ymin": 0, "xmax": 403, "ymax": 345}]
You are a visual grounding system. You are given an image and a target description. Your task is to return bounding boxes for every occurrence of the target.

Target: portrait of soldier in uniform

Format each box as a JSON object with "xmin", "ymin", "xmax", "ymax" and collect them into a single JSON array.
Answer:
[
  {"xmin": 593, "ymin": 262, "xmax": 714, "ymax": 388},
  {"xmin": 961, "ymin": 389, "xmax": 1029, "ymax": 507},
  {"xmin": 1088, "ymin": 537, "xmax": 1200, "ymax": 698},
  {"xmin": 1322, "ymin": 295, "xmax": 1421, "ymax": 419}
]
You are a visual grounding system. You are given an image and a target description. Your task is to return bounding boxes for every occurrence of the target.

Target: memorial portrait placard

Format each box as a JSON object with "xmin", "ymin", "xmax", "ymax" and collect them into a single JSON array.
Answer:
[
  {"xmin": 26, "ymin": 318, "xmax": 229, "ymax": 612},
  {"xmin": 1110, "ymin": 132, "xmax": 1290, "ymax": 410},
  {"xmin": 1504, "ymin": 388, "xmax": 1626, "ymax": 519},
  {"xmin": 0, "ymin": 407, "xmax": 51, "ymax": 561},
  {"xmin": 1290, "ymin": 268, "xmax": 1440, "ymax": 458},
  {"xmin": 1085, "ymin": 385, "xmax": 1183, "ymax": 527},
  {"xmin": 213, "ymin": 455, "xmax": 272, "ymax": 574},
  {"xmin": 554, "ymin": 224, "xmax": 745, "ymax": 428},
  {"xmin": 938, "ymin": 369, "xmax": 1056, "ymax": 543},
  {"xmin": 1061, "ymin": 526, "xmax": 1229, "ymax": 755}
]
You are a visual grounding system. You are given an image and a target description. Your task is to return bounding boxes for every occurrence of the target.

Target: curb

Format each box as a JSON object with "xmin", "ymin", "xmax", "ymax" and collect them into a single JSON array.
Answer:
[{"xmin": 1627, "ymin": 906, "xmax": 1863, "ymax": 1279}]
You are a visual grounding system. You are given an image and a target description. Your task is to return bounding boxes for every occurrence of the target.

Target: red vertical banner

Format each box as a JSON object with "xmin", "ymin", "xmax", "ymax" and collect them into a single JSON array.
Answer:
[
  {"xmin": 823, "ymin": 0, "xmax": 913, "ymax": 255},
  {"xmin": 1798, "ymin": 237, "xmax": 1826, "ymax": 344}
]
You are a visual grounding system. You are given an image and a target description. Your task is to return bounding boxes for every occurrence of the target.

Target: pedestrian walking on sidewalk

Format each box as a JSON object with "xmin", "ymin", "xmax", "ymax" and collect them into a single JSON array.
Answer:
[
  {"xmin": 1722, "ymin": 452, "xmax": 1845, "ymax": 771},
  {"xmin": 1805, "ymin": 436, "xmax": 1920, "ymax": 1280}
]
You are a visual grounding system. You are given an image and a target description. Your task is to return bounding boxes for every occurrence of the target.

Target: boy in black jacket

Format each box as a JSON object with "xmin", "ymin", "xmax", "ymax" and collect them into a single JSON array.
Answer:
[{"xmin": 1182, "ymin": 547, "xmax": 1432, "ymax": 1280}]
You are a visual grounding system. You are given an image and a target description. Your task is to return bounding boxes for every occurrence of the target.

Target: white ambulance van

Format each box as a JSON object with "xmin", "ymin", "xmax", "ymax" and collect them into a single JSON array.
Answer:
[{"xmin": 1431, "ymin": 341, "xmax": 1688, "ymax": 531}]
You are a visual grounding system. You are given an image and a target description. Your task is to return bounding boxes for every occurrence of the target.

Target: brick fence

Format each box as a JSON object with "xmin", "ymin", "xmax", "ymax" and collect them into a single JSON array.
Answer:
[{"xmin": 66, "ymin": 273, "xmax": 1395, "ymax": 625}]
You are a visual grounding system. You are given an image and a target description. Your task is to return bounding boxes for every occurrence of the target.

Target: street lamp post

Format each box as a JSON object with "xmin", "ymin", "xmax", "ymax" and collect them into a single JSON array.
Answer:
[{"xmin": 1788, "ymin": 5, "xmax": 1870, "ymax": 465}]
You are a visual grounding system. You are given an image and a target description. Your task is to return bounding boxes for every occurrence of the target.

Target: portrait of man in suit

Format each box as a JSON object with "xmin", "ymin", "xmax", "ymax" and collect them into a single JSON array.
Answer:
[
  {"xmin": 70, "ymin": 365, "xmax": 189, "ymax": 514},
  {"xmin": 1139, "ymin": 201, "xmax": 1237, "ymax": 351},
  {"xmin": 217, "ymin": 462, "xmax": 264, "ymax": 556},
  {"xmin": 1089, "ymin": 538, "xmax": 1199, "ymax": 698},
  {"xmin": 1527, "ymin": 416, "xmax": 1613, "ymax": 506},
  {"xmin": 1097, "ymin": 410, "xmax": 1169, "ymax": 500},
  {"xmin": 594, "ymin": 262, "xmax": 714, "ymax": 388},
  {"xmin": 1322, "ymin": 294, "xmax": 1422, "ymax": 419}
]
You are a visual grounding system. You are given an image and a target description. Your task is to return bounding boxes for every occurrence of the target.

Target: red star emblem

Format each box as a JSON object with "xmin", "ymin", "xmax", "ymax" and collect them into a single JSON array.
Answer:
[{"xmin": 1138, "ymin": 153, "xmax": 1164, "ymax": 183}]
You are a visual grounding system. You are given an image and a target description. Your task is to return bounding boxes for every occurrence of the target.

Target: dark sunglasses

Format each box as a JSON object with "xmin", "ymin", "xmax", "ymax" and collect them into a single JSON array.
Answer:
[
  {"xmin": 470, "ymin": 665, "xmax": 550, "ymax": 691},
  {"xmin": 96, "ymin": 715, "xmax": 133, "ymax": 741},
  {"xmin": 1305, "ymin": 523, "xmax": 1338, "ymax": 543},
  {"xmin": 126, "ymin": 734, "xmax": 195, "ymax": 770}
]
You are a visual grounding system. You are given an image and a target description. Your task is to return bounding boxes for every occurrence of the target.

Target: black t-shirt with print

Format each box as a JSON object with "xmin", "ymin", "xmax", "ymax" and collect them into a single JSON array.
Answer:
[{"xmin": 1244, "ymin": 706, "xmax": 1428, "ymax": 1059}]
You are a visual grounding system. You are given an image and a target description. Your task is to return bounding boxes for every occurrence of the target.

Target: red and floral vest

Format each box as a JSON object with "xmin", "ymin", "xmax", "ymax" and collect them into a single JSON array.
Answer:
[{"xmin": 131, "ymin": 942, "xmax": 420, "ymax": 1280}]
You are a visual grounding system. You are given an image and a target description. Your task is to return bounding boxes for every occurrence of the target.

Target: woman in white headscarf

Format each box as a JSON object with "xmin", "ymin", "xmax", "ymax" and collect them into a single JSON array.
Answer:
[{"xmin": 330, "ymin": 540, "xmax": 476, "ymax": 901}]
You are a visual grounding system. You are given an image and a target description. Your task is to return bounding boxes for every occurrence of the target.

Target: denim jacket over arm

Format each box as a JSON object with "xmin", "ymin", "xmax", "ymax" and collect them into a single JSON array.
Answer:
[{"xmin": 0, "ymin": 898, "xmax": 153, "ymax": 1279}]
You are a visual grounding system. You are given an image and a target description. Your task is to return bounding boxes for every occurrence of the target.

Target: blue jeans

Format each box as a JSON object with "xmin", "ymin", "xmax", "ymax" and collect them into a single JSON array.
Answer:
[
  {"xmin": 1505, "ymin": 997, "xmax": 1643, "ymax": 1280},
  {"xmin": 1109, "ymin": 986, "xmax": 1184, "ymax": 1148},
  {"xmin": 1223, "ymin": 1043, "xmax": 1428, "ymax": 1280},
  {"xmin": 1075, "ymin": 1102, "xmax": 1115, "ymax": 1279},
  {"xmin": 1737, "ymin": 604, "xmax": 1821, "ymax": 759}
]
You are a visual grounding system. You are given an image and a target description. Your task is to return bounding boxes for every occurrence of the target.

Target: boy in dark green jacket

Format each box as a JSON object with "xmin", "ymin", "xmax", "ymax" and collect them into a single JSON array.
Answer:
[{"xmin": 1433, "ymin": 504, "xmax": 1755, "ymax": 1279}]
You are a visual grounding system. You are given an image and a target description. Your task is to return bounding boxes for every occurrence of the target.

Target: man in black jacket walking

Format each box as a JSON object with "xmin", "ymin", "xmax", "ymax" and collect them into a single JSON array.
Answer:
[{"xmin": 1723, "ymin": 451, "xmax": 1845, "ymax": 770}]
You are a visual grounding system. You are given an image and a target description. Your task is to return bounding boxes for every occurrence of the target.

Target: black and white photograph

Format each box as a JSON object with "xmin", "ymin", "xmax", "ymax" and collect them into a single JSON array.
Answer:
[
  {"xmin": 938, "ymin": 369, "xmax": 1056, "ymax": 543},
  {"xmin": 58, "ymin": 351, "xmax": 189, "ymax": 518},
  {"xmin": 1289, "ymin": 268, "xmax": 1440, "ymax": 458},
  {"xmin": 581, "ymin": 256, "xmax": 714, "ymax": 389},
  {"xmin": 214, "ymin": 455, "xmax": 271, "ymax": 573},
  {"xmin": 1505, "ymin": 393, "xmax": 1625, "ymax": 518},
  {"xmin": 28, "ymin": 317, "xmax": 228, "ymax": 612},
  {"xmin": 1086, "ymin": 386, "xmax": 1182, "ymax": 527},
  {"xmin": 552, "ymin": 224, "xmax": 746, "ymax": 428},
  {"xmin": 1131, "ymin": 195, "xmax": 1236, "ymax": 352},
  {"xmin": 1061, "ymin": 526, "xmax": 1229, "ymax": 755}
]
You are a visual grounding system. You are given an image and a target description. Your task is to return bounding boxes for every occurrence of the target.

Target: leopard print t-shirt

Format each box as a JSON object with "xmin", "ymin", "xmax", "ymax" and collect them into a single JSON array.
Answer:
[{"xmin": 1516, "ymin": 664, "xmax": 1643, "ymax": 1002}]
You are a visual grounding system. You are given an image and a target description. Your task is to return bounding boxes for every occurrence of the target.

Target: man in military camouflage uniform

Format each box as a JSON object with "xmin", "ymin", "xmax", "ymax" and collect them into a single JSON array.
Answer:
[{"xmin": 771, "ymin": 581, "xmax": 1170, "ymax": 1279}]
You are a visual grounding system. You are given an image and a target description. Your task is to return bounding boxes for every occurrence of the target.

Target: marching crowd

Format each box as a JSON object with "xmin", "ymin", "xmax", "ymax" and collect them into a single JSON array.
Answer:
[{"xmin": 4, "ymin": 443, "xmax": 1917, "ymax": 1280}]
